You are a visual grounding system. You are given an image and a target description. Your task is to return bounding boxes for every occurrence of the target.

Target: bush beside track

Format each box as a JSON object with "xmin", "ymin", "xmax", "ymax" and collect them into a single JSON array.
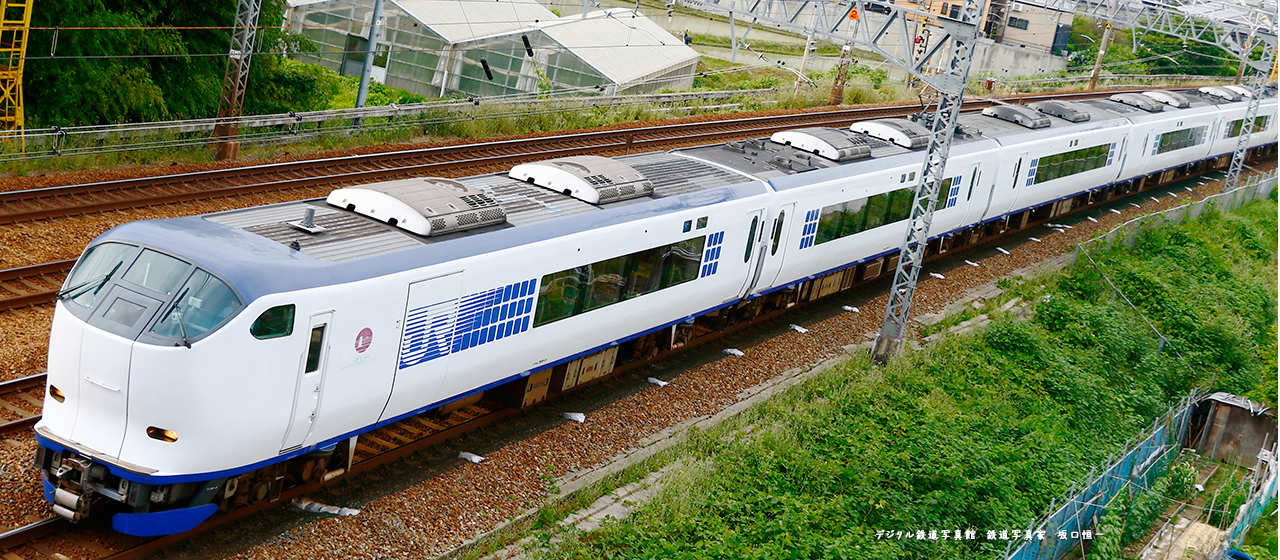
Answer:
[{"xmin": 512, "ymin": 196, "xmax": 1278, "ymax": 560}]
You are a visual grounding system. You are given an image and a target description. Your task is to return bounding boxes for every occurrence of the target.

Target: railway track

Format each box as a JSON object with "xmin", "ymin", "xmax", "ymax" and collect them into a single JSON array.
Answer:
[
  {"xmin": 0, "ymin": 90, "xmax": 1132, "ymax": 230},
  {"xmin": 0, "ymin": 401, "xmax": 516, "ymax": 560},
  {"xmin": 0, "ymin": 373, "xmax": 48, "ymax": 433},
  {"xmin": 0, "ymin": 261, "xmax": 75, "ymax": 312}
]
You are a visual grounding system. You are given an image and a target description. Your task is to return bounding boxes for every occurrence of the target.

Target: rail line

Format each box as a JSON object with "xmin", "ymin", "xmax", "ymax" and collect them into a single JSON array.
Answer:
[
  {"xmin": 0, "ymin": 401, "xmax": 516, "ymax": 560},
  {"xmin": 0, "ymin": 91, "xmax": 1133, "ymax": 228},
  {"xmin": 0, "ymin": 261, "xmax": 75, "ymax": 312},
  {"xmin": 0, "ymin": 373, "xmax": 49, "ymax": 434}
]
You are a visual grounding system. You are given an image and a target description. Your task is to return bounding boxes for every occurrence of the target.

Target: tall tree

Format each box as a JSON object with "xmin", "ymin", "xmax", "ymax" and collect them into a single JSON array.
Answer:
[{"xmin": 24, "ymin": 0, "xmax": 324, "ymax": 127}]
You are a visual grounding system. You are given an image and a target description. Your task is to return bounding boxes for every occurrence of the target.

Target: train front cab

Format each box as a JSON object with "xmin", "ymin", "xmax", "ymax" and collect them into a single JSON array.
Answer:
[{"xmin": 36, "ymin": 240, "xmax": 245, "ymax": 536}]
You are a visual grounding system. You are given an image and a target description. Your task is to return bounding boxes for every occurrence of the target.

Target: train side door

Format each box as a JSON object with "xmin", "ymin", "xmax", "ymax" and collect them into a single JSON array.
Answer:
[
  {"xmin": 981, "ymin": 151, "xmax": 1026, "ymax": 222},
  {"xmin": 754, "ymin": 203, "xmax": 795, "ymax": 292},
  {"xmin": 380, "ymin": 271, "xmax": 465, "ymax": 421},
  {"xmin": 737, "ymin": 209, "xmax": 766, "ymax": 296},
  {"xmin": 281, "ymin": 311, "xmax": 333, "ymax": 451}
]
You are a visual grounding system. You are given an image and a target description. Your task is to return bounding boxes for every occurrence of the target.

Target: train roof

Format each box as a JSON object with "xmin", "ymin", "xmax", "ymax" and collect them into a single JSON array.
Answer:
[{"xmin": 95, "ymin": 151, "xmax": 767, "ymax": 302}]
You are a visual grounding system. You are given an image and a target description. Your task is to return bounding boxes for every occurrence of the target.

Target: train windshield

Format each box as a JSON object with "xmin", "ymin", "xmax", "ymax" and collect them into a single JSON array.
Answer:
[
  {"xmin": 150, "ymin": 269, "xmax": 243, "ymax": 339},
  {"xmin": 61, "ymin": 242, "xmax": 139, "ymax": 309}
]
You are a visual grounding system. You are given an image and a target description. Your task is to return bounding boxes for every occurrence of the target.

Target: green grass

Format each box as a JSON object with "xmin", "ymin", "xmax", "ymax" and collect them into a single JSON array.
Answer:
[{"xmin": 511, "ymin": 197, "xmax": 1277, "ymax": 560}]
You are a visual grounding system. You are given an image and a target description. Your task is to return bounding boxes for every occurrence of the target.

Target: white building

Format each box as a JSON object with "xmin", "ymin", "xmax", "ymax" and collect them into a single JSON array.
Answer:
[{"xmin": 286, "ymin": 0, "xmax": 701, "ymax": 98}]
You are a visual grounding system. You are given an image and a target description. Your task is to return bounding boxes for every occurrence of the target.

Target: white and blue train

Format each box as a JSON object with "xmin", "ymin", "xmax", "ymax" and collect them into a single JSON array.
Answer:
[{"xmin": 36, "ymin": 86, "xmax": 1277, "ymax": 536}]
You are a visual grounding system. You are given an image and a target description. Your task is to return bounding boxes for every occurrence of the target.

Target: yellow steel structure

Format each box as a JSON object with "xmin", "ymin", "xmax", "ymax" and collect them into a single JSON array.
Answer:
[{"xmin": 0, "ymin": 0, "xmax": 32, "ymax": 146}]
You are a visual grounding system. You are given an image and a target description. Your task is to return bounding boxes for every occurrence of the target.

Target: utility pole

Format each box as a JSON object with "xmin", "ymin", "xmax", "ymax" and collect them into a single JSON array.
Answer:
[
  {"xmin": 871, "ymin": 0, "xmax": 983, "ymax": 363},
  {"xmin": 828, "ymin": 44, "xmax": 853, "ymax": 105},
  {"xmin": 354, "ymin": 0, "xmax": 386, "ymax": 126},
  {"xmin": 1087, "ymin": 22, "xmax": 1112, "ymax": 90},
  {"xmin": 794, "ymin": 34, "xmax": 814, "ymax": 94},
  {"xmin": 213, "ymin": 0, "xmax": 263, "ymax": 160}
]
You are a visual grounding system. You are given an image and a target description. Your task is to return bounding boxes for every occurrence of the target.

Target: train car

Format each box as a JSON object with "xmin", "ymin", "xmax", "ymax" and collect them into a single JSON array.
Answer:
[{"xmin": 35, "ymin": 88, "xmax": 1277, "ymax": 536}]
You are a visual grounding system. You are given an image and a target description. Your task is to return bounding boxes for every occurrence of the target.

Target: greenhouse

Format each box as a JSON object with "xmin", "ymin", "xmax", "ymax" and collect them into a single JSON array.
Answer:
[{"xmin": 286, "ymin": 0, "xmax": 700, "ymax": 98}]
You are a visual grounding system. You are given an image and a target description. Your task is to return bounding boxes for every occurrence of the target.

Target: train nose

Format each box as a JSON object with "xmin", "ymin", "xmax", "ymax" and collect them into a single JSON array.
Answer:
[{"xmin": 67, "ymin": 326, "xmax": 133, "ymax": 458}]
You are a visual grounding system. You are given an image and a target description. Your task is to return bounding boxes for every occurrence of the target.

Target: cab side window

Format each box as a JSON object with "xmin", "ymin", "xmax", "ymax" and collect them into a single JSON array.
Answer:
[{"xmin": 251, "ymin": 305, "xmax": 296, "ymax": 339}]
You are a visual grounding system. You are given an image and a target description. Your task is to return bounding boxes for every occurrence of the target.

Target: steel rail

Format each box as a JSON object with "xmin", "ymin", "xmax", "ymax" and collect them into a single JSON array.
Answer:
[
  {"xmin": 0, "ymin": 90, "xmax": 1134, "ymax": 227},
  {"xmin": 0, "ymin": 404, "xmax": 517, "ymax": 559},
  {"xmin": 0, "ymin": 372, "xmax": 49, "ymax": 433},
  {"xmin": 0, "ymin": 260, "xmax": 76, "ymax": 312}
]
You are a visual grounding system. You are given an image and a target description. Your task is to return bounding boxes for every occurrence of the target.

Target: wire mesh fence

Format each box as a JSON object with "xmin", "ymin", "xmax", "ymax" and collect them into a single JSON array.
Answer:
[
  {"xmin": 0, "ymin": 86, "xmax": 787, "ymax": 163},
  {"xmin": 1001, "ymin": 394, "xmax": 1197, "ymax": 560},
  {"xmin": 1001, "ymin": 170, "xmax": 1279, "ymax": 560},
  {"xmin": 1206, "ymin": 448, "xmax": 1277, "ymax": 560}
]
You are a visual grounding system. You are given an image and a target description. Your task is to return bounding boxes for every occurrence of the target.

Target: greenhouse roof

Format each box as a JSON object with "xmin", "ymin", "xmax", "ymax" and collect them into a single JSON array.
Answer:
[
  {"xmin": 534, "ymin": 9, "xmax": 700, "ymax": 86},
  {"xmin": 391, "ymin": 0, "xmax": 557, "ymax": 44}
]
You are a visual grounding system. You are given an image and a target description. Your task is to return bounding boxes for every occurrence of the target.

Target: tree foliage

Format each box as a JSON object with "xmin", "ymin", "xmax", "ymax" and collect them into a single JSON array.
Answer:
[
  {"xmin": 23, "ymin": 0, "xmax": 336, "ymax": 127},
  {"xmin": 1065, "ymin": 16, "xmax": 1240, "ymax": 77}
]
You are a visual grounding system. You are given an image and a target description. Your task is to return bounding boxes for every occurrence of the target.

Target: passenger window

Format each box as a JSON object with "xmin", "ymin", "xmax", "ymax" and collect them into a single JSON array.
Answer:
[
  {"xmin": 304, "ymin": 325, "xmax": 326, "ymax": 373},
  {"xmin": 888, "ymin": 189, "xmax": 914, "ymax": 223},
  {"xmin": 123, "ymin": 249, "xmax": 190, "ymax": 295},
  {"xmin": 770, "ymin": 211, "xmax": 785, "ymax": 255},
  {"xmin": 841, "ymin": 199, "xmax": 868, "ymax": 237},
  {"xmin": 743, "ymin": 216, "xmax": 758, "ymax": 263},
  {"xmin": 625, "ymin": 248, "xmax": 664, "ymax": 299},
  {"xmin": 532, "ymin": 236, "xmax": 707, "ymax": 328},
  {"xmin": 661, "ymin": 237, "xmax": 705, "ymax": 288},
  {"xmin": 816, "ymin": 204, "xmax": 844, "ymax": 245},
  {"xmin": 151, "ymin": 270, "xmax": 243, "ymax": 339},
  {"xmin": 582, "ymin": 256, "xmax": 628, "ymax": 312},
  {"xmin": 862, "ymin": 193, "xmax": 891, "ymax": 230},
  {"xmin": 935, "ymin": 177, "xmax": 954, "ymax": 208},
  {"xmin": 250, "ymin": 305, "xmax": 295, "ymax": 339},
  {"xmin": 534, "ymin": 269, "xmax": 585, "ymax": 327}
]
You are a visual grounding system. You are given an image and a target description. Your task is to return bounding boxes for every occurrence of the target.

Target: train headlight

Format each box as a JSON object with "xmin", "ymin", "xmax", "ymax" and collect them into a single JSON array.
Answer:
[
  {"xmin": 49, "ymin": 385, "xmax": 65, "ymax": 403},
  {"xmin": 146, "ymin": 427, "xmax": 179, "ymax": 443}
]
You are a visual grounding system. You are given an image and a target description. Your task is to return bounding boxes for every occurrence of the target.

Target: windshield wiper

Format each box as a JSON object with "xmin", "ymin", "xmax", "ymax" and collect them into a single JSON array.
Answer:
[
  {"xmin": 173, "ymin": 308, "xmax": 192, "ymax": 349},
  {"xmin": 57, "ymin": 261, "xmax": 123, "ymax": 300},
  {"xmin": 163, "ymin": 287, "xmax": 192, "ymax": 348}
]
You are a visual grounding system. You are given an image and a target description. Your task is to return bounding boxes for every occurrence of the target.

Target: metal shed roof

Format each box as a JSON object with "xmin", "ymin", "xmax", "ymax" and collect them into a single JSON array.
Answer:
[
  {"xmin": 390, "ymin": 0, "xmax": 556, "ymax": 44},
  {"xmin": 534, "ymin": 9, "xmax": 700, "ymax": 87}
]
